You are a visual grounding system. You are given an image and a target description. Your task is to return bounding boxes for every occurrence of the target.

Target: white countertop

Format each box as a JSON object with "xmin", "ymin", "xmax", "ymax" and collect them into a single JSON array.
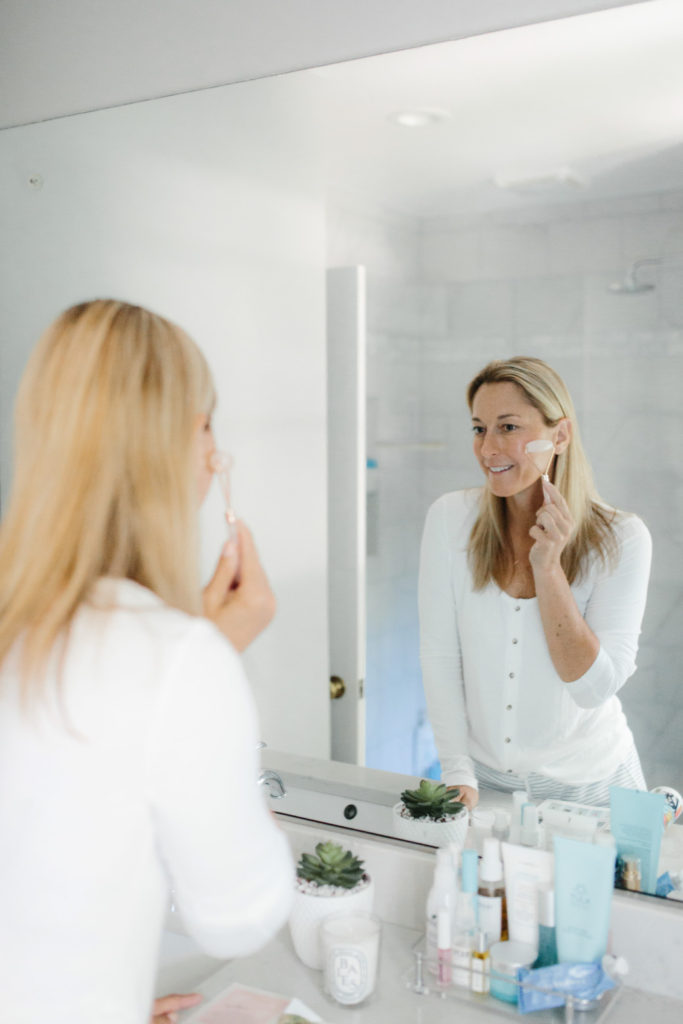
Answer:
[{"xmin": 157, "ymin": 921, "xmax": 683, "ymax": 1024}]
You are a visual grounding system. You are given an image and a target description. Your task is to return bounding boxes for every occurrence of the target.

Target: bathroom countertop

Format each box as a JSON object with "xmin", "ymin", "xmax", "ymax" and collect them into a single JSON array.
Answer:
[{"xmin": 157, "ymin": 923, "xmax": 683, "ymax": 1024}]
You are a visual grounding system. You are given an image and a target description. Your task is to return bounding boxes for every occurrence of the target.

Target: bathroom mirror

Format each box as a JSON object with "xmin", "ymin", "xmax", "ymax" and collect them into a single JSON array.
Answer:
[{"xmin": 0, "ymin": 0, "xmax": 681, "ymax": 897}]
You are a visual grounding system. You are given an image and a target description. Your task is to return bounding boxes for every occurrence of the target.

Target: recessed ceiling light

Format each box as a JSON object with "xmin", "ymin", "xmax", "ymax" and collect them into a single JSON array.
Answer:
[{"xmin": 389, "ymin": 108, "xmax": 451, "ymax": 128}]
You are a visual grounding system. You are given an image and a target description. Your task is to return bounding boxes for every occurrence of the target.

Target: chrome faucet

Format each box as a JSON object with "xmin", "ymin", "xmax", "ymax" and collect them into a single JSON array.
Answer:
[
  {"xmin": 257, "ymin": 768, "xmax": 286, "ymax": 799},
  {"xmin": 256, "ymin": 741, "xmax": 286, "ymax": 799}
]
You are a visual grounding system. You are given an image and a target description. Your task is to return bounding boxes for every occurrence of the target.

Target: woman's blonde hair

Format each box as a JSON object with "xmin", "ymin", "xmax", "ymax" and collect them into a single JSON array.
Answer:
[
  {"xmin": 0, "ymin": 299, "xmax": 215, "ymax": 692},
  {"xmin": 466, "ymin": 356, "xmax": 617, "ymax": 589}
]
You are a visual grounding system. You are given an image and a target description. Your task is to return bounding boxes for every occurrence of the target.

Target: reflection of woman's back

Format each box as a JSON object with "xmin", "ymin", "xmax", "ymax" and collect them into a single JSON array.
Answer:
[{"xmin": 418, "ymin": 357, "xmax": 651, "ymax": 811}]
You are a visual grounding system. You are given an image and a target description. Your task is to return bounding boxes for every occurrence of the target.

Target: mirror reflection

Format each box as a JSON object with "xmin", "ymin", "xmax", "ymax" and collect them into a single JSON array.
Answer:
[
  {"xmin": 1, "ymin": 0, "xmax": 681, "ymax": 896},
  {"xmin": 319, "ymin": 5, "xmax": 683, "ymax": 809},
  {"xmin": 418, "ymin": 358, "xmax": 651, "ymax": 812}
]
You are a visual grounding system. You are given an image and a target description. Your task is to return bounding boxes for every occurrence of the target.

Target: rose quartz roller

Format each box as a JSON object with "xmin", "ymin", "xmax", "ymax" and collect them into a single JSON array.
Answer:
[
  {"xmin": 210, "ymin": 450, "xmax": 238, "ymax": 543},
  {"xmin": 525, "ymin": 439, "xmax": 554, "ymax": 481}
]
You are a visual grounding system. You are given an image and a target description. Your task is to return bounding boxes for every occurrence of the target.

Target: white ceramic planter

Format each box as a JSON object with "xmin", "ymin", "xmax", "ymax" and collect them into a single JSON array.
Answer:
[
  {"xmin": 392, "ymin": 802, "xmax": 469, "ymax": 847},
  {"xmin": 288, "ymin": 877, "xmax": 375, "ymax": 969}
]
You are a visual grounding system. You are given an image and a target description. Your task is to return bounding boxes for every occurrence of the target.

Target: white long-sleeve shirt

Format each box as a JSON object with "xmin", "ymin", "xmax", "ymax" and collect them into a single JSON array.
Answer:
[
  {"xmin": 418, "ymin": 489, "xmax": 652, "ymax": 791},
  {"xmin": 0, "ymin": 578, "xmax": 294, "ymax": 1024}
]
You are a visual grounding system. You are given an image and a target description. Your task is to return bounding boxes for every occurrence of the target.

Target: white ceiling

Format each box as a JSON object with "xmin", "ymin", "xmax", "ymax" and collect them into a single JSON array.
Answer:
[
  {"xmin": 0, "ymin": 0, "xmax": 642, "ymax": 130},
  {"xmin": 315, "ymin": 0, "xmax": 683, "ymax": 217}
]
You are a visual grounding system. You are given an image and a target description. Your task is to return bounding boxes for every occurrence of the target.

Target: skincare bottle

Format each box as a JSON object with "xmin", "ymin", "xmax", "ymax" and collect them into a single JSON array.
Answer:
[
  {"xmin": 533, "ymin": 885, "xmax": 558, "ymax": 968},
  {"xmin": 478, "ymin": 837, "xmax": 507, "ymax": 943},
  {"xmin": 471, "ymin": 929, "xmax": 490, "ymax": 995},
  {"xmin": 469, "ymin": 808, "xmax": 495, "ymax": 855},
  {"xmin": 521, "ymin": 804, "xmax": 541, "ymax": 848},
  {"xmin": 492, "ymin": 809, "xmax": 510, "ymax": 843},
  {"xmin": 509, "ymin": 790, "xmax": 529, "ymax": 844},
  {"xmin": 426, "ymin": 848, "xmax": 457, "ymax": 970},
  {"xmin": 619, "ymin": 855, "xmax": 642, "ymax": 892},
  {"xmin": 452, "ymin": 847, "xmax": 478, "ymax": 988},
  {"xmin": 437, "ymin": 908, "xmax": 453, "ymax": 987}
]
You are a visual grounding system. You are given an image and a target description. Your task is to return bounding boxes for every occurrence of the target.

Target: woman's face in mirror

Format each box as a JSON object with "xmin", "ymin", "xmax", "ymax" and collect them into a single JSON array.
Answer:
[
  {"xmin": 195, "ymin": 412, "xmax": 216, "ymax": 504},
  {"xmin": 471, "ymin": 381, "xmax": 557, "ymax": 499}
]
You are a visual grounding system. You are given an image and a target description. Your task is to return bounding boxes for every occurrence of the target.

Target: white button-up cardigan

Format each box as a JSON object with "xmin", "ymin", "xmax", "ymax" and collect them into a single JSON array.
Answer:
[{"xmin": 418, "ymin": 488, "xmax": 652, "ymax": 791}]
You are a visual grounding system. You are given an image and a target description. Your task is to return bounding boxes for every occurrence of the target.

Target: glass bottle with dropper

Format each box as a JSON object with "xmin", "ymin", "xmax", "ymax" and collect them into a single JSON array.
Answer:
[
  {"xmin": 478, "ymin": 837, "xmax": 508, "ymax": 943},
  {"xmin": 471, "ymin": 929, "xmax": 490, "ymax": 995}
]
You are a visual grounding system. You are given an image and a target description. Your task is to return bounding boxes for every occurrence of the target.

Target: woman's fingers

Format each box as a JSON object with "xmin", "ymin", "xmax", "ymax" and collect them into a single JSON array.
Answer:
[
  {"xmin": 202, "ymin": 537, "xmax": 240, "ymax": 617},
  {"xmin": 151, "ymin": 992, "xmax": 202, "ymax": 1023},
  {"xmin": 448, "ymin": 784, "xmax": 479, "ymax": 811},
  {"xmin": 202, "ymin": 519, "xmax": 277, "ymax": 652},
  {"xmin": 542, "ymin": 479, "xmax": 571, "ymax": 516}
]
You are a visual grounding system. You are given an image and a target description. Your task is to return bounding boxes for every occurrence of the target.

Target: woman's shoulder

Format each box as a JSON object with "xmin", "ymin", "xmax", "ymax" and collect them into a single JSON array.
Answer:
[
  {"xmin": 600, "ymin": 506, "xmax": 652, "ymax": 549},
  {"xmin": 87, "ymin": 577, "xmax": 239, "ymax": 663},
  {"xmin": 429, "ymin": 487, "xmax": 482, "ymax": 522},
  {"xmin": 424, "ymin": 488, "xmax": 482, "ymax": 548}
]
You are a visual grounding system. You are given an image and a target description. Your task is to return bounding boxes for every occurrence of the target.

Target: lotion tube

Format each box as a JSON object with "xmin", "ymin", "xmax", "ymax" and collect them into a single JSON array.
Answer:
[
  {"xmin": 501, "ymin": 842, "xmax": 554, "ymax": 947},
  {"xmin": 554, "ymin": 836, "xmax": 615, "ymax": 963},
  {"xmin": 609, "ymin": 786, "xmax": 666, "ymax": 895}
]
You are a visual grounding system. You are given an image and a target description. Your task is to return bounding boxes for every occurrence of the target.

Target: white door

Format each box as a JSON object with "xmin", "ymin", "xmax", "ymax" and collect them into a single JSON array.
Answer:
[{"xmin": 327, "ymin": 266, "xmax": 366, "ymax": 764}]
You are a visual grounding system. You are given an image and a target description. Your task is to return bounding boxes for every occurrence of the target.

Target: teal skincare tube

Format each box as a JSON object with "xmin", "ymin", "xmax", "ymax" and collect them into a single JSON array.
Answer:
[
  {"xmin": 554, "ymin": 836, "xmax": 615, "ymax": 963},
  {"xmin": 609, "ymin": 787, "xmax": 666, "ymax": 895}
]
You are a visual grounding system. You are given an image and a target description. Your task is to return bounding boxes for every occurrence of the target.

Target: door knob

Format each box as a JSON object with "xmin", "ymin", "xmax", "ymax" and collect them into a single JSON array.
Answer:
[{"xmin": 329, "ymin": 675, "xmax": 346, "ymax": 699}]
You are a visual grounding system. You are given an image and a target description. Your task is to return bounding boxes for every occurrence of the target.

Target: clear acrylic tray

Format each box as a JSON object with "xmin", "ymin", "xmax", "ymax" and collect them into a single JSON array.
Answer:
[{"xmin": 405, "ymin": 936, "xmax": 623, "ymax": 1024}]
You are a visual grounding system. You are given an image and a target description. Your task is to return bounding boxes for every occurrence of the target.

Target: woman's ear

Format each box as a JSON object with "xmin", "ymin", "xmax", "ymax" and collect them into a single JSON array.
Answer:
[{"xmin": 553, "ymin": 418, "xmax": 572, "ymax": 453}]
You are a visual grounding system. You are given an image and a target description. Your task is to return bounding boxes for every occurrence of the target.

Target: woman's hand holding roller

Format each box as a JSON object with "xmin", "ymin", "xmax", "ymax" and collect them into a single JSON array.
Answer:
[{"xmin": 202, "ymin": 519, "xmax": 276, "ymax": 651}]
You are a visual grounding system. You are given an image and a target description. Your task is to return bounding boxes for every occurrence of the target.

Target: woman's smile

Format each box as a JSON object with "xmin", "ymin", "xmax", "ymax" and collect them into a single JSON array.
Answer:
[{"xmin": 471, "ymin": 382, "xmax": 555, "ymax": 496}]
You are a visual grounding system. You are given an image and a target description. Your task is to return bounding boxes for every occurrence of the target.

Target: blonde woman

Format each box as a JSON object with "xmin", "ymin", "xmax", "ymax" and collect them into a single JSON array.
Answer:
[
  {"xmin": 0, "ymin": 300, "xmax": 294, "ymax": 1024},
  {"xmin": 419, "ymin": 357, "xmax": 652, "ymax": 811}
]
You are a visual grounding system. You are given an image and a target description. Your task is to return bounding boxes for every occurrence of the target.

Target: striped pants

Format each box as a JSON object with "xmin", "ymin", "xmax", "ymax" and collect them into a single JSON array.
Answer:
[{"xmin": 473, "ymin": 745, "xmax": 646, "ymax": 806}]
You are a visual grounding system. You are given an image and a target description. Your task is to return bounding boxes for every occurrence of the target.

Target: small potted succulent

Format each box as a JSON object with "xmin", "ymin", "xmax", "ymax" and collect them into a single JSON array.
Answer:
[
  {"xmin": 393, "ymin": 779, "xmax": 469, "ymax": 847},
  {"xmin": 288, "ymin": 840, "xmax": 374, "ymax": 969}
]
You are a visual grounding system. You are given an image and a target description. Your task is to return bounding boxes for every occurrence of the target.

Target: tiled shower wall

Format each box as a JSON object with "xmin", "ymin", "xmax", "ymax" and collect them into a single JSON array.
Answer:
[{"xmin": 328, "ymin": 190, "xmax": 683, "ymax": 790}]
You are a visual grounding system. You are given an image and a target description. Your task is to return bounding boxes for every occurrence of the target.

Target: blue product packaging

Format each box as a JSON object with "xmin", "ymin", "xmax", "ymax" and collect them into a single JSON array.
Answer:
[
  {"xmin": 517, "ymin": 962, "xmax": 615, "ymax": 1014},
  {"xmin": 553, "ymin": 836, "xmax": 615, "ymax": 963},
  {"xmin": 609, "ymin": 787, "xmax": 667, "ymax": 895},
  {"xmin": 656, "ymin": 872, "xmax": 675, "ymax": 898}
]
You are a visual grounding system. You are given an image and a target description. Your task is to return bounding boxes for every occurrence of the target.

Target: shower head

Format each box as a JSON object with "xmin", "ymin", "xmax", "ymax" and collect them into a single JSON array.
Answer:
[{"xmin": 608, "ymin": 258, "xmax": 660, "ymax": 295}]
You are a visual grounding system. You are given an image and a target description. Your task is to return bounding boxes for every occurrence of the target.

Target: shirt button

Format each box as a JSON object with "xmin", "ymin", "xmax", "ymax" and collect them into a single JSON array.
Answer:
[
  {"xmin": 509, "ymin": 672, "xmax": 515, "ymax": 679},
  {"xmin": 507, "ymin": 769, "xmax": 514, "ymax": 774},
  {"xmin": 514, "ymin": 605, "xmax": 520, "ymax": 612},
  {"xmin": 512, "ymin": 638, "xmax": 518, "ymax": 645},
  {"xmin": 505, "ymin": 737, "xmax": 511, "ymax": 743},
  {"xmin": 506, "ymin": 704, "xmax": 513, "ymax": 711}
]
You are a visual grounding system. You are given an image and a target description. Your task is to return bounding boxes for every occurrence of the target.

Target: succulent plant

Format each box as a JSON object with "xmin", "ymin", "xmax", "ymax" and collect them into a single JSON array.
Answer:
[
  {"xmin": 297, "ymin": 840, "xmax": 366, "ymax": 889},
  {"xmin": 400, "ymin": 780, "xmax": 465, "ymax": 821}
]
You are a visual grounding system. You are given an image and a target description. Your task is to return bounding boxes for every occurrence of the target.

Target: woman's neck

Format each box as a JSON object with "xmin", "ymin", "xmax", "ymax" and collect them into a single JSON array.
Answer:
[{"xmin": 504, "ymin": 481, "xmax": 545, "ymax": 546}]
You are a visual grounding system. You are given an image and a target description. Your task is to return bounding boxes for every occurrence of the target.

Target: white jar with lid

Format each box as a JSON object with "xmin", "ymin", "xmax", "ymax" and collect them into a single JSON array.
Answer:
[{"xmin": 489, "ymin": 940, "xmax": 537, "ymax": 1004}]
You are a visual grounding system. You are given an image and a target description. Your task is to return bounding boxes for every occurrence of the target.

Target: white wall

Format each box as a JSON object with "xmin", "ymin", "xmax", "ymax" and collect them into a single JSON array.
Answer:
[{"xmin": 0, "ymin": 74, "xmax": 331, "ymax": 758}]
